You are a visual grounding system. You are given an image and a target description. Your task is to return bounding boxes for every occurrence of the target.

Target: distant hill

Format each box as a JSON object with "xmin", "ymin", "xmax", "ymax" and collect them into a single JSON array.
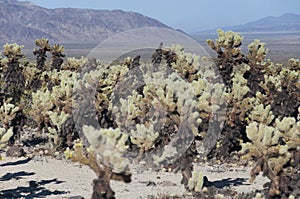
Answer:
[
  {"xmin": 0, "ymin": 0, "xmax": 170, "ymax": 42},
  {"xmin": 199, "ymin": 13, "xmax": 300, "ymax": 34}
]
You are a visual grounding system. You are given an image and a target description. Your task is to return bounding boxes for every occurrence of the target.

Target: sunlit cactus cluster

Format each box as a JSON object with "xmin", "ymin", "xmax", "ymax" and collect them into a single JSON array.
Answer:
[{"xmin": 0, "ymin": 30, "xmax": 299, "ymax": 198}]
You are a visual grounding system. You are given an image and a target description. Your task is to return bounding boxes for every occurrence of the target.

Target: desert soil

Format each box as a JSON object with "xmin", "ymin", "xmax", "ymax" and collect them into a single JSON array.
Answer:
[{"xmin": 0, "ymin": 154, "xmax": 269, "ymax": 199}]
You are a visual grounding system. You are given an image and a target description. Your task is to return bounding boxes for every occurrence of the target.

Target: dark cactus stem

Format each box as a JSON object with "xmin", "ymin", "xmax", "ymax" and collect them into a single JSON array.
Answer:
[
  {"xmin": 91, "ymin": 179, "xmax": 115, "ymax": 199},
  {"xmin": 31, "ymin": 47, "xmax": 47, "ymax": 92},
  {"xmin": 51, "ymin": 44, "xmax": 65, "ymax": 71},
  {"xmin": 3, "ymin": 59, "xmax": 25, "ymax": 104},
  {"xmin": 151, "ymin": 42, "xmax": 177, "ymax": 70},
  {"xmin": 163, "ymin": 49, "xmax": 177, "ymax": 68},
  {"xmin": 151, "ymin": 42, "xmax": 163, "ymax": 67},
  {"xmin": 33, "ymin": 48, "xmax": 48, "ymax": 71},
  {"xmin": 216, "ymin": 54, "xmax": 234, "ymax": 89},
  {"xmin": 130, "ymin": 55, "xmax": 140, "ymax": 69},
  {"xmin": 33, "ymin": 38, "xmax": 51, "ymax": 72},
  {"xmin": 242, "ymin": 61, "xmax": 267, "ymax": 97},
  {"xmin": 51, "ymin": 51, "xmax": 64, "ymax": 71}
]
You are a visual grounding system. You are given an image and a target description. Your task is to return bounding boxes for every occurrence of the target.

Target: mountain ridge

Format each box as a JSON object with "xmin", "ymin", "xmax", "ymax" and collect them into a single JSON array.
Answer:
[
  {"xmin": 198, "ymin": 13, "xmax": 300, "ymax": 34},
  {"xmin": 0, "ymin": 0, "xmax": 171, "ymax": 42}
]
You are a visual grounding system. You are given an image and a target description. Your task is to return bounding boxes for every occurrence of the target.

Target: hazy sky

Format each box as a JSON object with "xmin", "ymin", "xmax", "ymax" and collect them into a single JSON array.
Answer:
[{"xmin": 20, "ymin": 0, "xmax": 300, "ymax": 33}]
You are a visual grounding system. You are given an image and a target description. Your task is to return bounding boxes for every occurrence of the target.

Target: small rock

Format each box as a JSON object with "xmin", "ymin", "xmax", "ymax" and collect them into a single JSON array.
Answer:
[
  {"xmin": 216, "ymin": 193, "xmax": 225, "ymax": 199},
  {"xmin": 202, "ymin": 187, "xmax": 208, "ymax": 192},
  {"xmin": 146, "ymin": 181, "xmax": 156, "ymax": 187},
  {"xmin": 6, "ymin": 146, "xmax": 25, "ymax": 157},
  {"xmin": 27, "ymin": 153, "xmax": 34, "ymax": 159}
]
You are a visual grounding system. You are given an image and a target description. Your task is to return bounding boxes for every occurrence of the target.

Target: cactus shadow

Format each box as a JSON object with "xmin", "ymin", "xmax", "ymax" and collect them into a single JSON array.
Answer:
[
  {"xmin": 22, "ymin": 137, "xmax": 49, "ymax": 147},
  {"xmin": 0, "ymin": 158, "xmax": 32, "ymax": 167},
  {"xmin": 0, "ymin": 171, "xmax": 35, "ymax": 181},
  {"xmin": 0, "ymin": 178, "xmax": 68, "ymax": 198},
  {"xmin": 205, "ymin": 177, "xmax": 250, "ymax": 189}
]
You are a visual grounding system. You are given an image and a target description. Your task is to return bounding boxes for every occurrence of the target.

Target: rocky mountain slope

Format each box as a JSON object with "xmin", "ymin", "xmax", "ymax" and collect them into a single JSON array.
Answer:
[{"xmin": 0, "ymin": 0, "xmax": 170, "ymax": 42}]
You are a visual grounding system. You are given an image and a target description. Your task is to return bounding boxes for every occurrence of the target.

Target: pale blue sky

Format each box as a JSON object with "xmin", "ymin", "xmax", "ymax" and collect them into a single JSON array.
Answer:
[{"xmin": 20, "ymin": 0, "xmax": 300, "ymax": 33}]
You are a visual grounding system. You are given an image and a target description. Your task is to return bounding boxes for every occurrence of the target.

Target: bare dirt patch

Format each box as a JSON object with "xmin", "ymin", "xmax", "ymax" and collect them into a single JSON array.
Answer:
[{"xmin": 0, "ymin": 155, "xmax": 269, "ymax": 198}]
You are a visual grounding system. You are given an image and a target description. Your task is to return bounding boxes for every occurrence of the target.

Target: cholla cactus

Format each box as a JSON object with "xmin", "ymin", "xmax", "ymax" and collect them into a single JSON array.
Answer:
[
  {"xmin": 50, "ymin": 44, "xmax": 65, "ymax": 71},
  {"xmin": 0, "ymin": 127, "xmax": 13, "ymax": 148},
  {"xmin": 50, "ymin": 70, "xmax": 78, "ymax": 104},
  {"xmin": 3, "ymin": 43, "xmax": 24, "ymax": 62},
  {"xmin": 0, "ymin": 33, "xmax": 297, "ymax": 198},
  {"xmin": 0, "ymin": 99, "xmax": 20, "ymax": 129},
  {"xmin": 2, "ymin": 43, "xmax": 25, "ymax": 103},
  {"xmin": 64, "ymin": 139, "xmax": 131, "ymax": 199},
  {"xmin": 47, "ymin": 111, "xmax": 70, "ymax": 147},
  {"xmin": 82, "ymin": 125, "xmax": 130, "ymax": 174},
  {"xmin": 63, "ymin": 57, "xmax": 88, "ymax": 71},
  {"xmin": 241, "ymin": 115, "xmax": 300, "ymax": 197},
  {"xmin": 31, "ymin": 89, "xmax": 54, "ymax": 127},
  {"xmin": 207, "ymin": 29, "xmax": 243, "ymax": 53},
  {"xmin": 229, "ymin": 73, "xmax": 250, "ymax": 101},
  {"xmin": 247, "ymin": 104, "xmax": 274, "ymax": 125},
  {"xmin": 188, "ymin": 171, "xmax": 204, "ymax": 192},
  {"xmin": 33, "ymin": 38, "xmax": 51, "ymax": 71},
  {"xmin": 288, "ymin": 58, "xmax": 299, "ymax": 71},
  {"xmin": 35, "ymin": 38, "xmax": 51, "ymax": 49},
  {"xmin": 207, "ymin": 29, "xmax": 246, "ymax": 87},
  {"xmin": 247, "ymin": 39, "xmax": 268, "ymax": 63},
  {"xmin": 168, "ymin": 45, "xmax": 201, "ymax": 82},
  {"xmin": 30, "ymin": 67, "xmax": 79, "ymax": 149},
  {"xmin": 0, "ymin": 127, "xmax": 13, "ymax": 159},
  {"xmin": 130, "ymin": 123, "xmax": 159, "ymax": 152},
  {"xmin": 117, "ymin": 90, "xmax": 145, "ymax": 128}
]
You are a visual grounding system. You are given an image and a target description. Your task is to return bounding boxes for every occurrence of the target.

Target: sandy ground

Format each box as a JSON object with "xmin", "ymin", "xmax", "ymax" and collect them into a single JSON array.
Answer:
[{"xmin": 0, "ymin": 154, "xmax": 270, "ymax": 199}]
